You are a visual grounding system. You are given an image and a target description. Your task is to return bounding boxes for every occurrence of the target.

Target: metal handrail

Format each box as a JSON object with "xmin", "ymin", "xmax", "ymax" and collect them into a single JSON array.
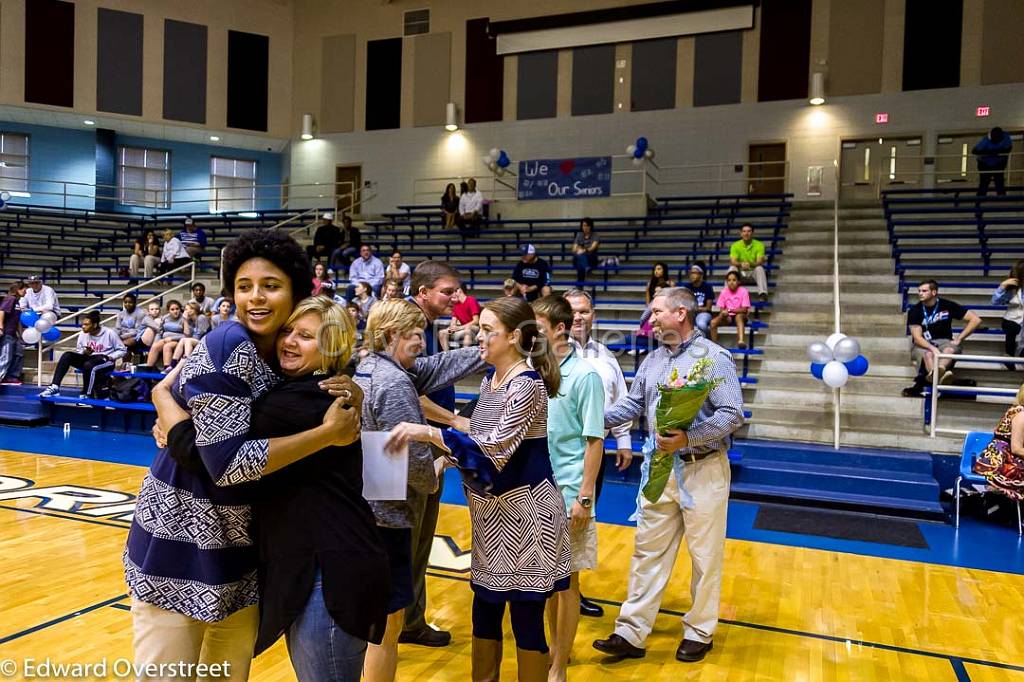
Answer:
[
  {"xmin": 929, "ymin": 352, "xmax": 1023, "ymax": 437},
  {"xmin": 33, "ymin": 259, "xmax": 197, "ymax": 386},
  {"xmin": 832, "ymin": 159, "xmax": 841, "ymax": 449}
]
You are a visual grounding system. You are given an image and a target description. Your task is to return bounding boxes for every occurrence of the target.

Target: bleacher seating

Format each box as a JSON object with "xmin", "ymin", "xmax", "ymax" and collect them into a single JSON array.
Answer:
[{"xmin": 882, "ymin": 188, "xmax": 1024, "ymax": 432}]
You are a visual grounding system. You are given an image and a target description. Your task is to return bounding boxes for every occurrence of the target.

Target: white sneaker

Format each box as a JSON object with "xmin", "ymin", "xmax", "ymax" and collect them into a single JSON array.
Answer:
[
  {"xmin": 940, "ymin": 370, "xmax": 955, "ymax": 385},
  {"xmin": 39, "ymin": 385, "xmax": 60, "ymax": 398}
]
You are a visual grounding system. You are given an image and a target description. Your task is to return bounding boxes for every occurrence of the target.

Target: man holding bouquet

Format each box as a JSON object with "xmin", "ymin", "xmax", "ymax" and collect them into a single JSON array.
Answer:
[{"xmin": 592, "ymin": 287, "xmax": 744, "ymax": 664}]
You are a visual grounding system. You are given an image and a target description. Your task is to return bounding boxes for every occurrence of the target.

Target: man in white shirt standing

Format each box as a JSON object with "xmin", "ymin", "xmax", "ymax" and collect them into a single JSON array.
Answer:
[
  {"xmin": 20, "ymin": 275, "xmax": 61, "ymax": 320},
  {"xmin": 457, "ymin": 177, "xmax": 484, "ymax": 238},
  {"xmin": 564, "ymin": 288, "xmax": 633, "ymax": 618}
]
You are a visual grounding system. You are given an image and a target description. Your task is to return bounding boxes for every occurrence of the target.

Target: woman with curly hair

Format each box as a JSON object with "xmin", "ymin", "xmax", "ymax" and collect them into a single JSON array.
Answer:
[
  {"xmin": 973, "ymin": 383, "xmax": 1024, "ymax": 501},
  {"xmin": 124, "ymin": 230, "xmax": 363, "ymax": 678}
]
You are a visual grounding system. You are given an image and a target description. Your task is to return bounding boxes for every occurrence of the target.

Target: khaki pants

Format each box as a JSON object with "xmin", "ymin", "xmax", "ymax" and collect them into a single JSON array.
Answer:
[
  {"xmin": 131, "ymin": 599, "xmax": 258, "ymax": 681},
  {"xmin": 727, "ymin": 265, "xmax": 768, "ymax": 296},
  {"xmin": 614, "ymin": 453, "xmax": 730, "ymax": 647}
]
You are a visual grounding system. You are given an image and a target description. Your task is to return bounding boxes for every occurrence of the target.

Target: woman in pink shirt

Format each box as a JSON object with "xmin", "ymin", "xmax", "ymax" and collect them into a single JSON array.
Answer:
[{"xmin": 711, "ymin": 270, "xmax": 750, "ymax": 349}]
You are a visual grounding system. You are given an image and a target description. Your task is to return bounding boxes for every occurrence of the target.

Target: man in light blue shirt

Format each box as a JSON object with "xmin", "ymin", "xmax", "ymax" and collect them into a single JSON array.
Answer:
[
  {"xmin": 593, "ymin": 287, "xmax": 743, "ymax": 665},
  {"xmin": 532, "ymin": 296, "xmax": 605, "ymax": 681},
  {"xmin": 346, "ymin": 243, "xmax": 385, "ymax": 299}
]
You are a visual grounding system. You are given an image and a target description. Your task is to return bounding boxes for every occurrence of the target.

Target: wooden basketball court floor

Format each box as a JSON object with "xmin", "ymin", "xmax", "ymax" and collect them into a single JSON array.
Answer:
[{"xmin": 1, "ymin": 432, "xmax": 1024, "ymax": 681}]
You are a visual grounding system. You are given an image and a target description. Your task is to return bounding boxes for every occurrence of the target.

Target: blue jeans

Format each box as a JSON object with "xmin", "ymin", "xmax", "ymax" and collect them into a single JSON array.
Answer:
[{"xmin": 286, "ymin": 575, "xmax": 368, "ymax": 681}]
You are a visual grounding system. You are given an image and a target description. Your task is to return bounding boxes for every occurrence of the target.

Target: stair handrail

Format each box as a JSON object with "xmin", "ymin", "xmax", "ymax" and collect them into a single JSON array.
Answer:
[
  {"xmin": 832, "ymin": 159, "xmax": 841, "ymax": 449},
  {"xmin": 32, "ymin": 259, "xmax": 197, "ymax": 386}
]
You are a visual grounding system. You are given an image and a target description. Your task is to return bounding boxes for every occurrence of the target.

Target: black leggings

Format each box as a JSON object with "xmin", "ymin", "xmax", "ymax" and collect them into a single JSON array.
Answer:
[
  {"xmin": 51, "ymin": 352, "xmax": 113, "ymax": 396},
  {"xmin": 1002, "ymin": 319, "xmax": 1022, "ymax": 368},
  {"xmin": 472, "ymin": 596, "xmax": 548, "ymax": 653}
]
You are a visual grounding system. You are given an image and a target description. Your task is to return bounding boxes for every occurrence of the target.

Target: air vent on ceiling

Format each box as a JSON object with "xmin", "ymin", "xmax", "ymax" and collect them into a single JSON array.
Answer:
[{"xmin": 404, "ymin": 9, "xmax": 429, "ymax": 36}]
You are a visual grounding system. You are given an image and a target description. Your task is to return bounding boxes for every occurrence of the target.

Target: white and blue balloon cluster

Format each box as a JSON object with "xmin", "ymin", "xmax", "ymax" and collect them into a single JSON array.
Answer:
[
  {"xmin": 20, "ymin": 310, "xmax": 60, "ymax": 344},
  {"xmin": 807, "ymin": 333, "xmax": 869, "ymax": 388},
  {"xmin": 482, "ymin": 148, "xmax": 511, "ymax": 176},
  {"xmin": 625, "ymin": 137, "xmax": 655, "ymax": 167}
]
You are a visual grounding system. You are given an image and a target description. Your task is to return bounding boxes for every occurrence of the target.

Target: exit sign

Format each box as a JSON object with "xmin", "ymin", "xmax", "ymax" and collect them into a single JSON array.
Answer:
[
  {"xmin": 976, "ymin": 106, "xmax": 990, "ymax": 117},
  {"xmin": 875, "ymin": 113, "xmax": 889, "ymax": 124}
]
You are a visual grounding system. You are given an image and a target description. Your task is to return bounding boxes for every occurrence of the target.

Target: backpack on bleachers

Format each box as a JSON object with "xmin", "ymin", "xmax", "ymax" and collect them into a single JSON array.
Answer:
[{"xmin": 109, "ymin": 376, "xmax": 151, "ymax": 403}]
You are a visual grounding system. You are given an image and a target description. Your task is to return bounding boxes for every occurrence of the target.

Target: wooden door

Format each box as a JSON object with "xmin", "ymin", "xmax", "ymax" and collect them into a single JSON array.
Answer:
[
  {"xmin": 747, "ymin": 143, "xmax": 786, "ymax": 195},
  {"xmin": 335, "ymin": 165, "xmax": 362, "ymax": 215}
]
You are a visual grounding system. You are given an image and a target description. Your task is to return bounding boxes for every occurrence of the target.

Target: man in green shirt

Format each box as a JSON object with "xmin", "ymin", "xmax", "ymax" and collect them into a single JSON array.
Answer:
[
  {"xmin": 533, "ymin": 295, "xmax": 605, "ymax": 682},
  {"xmin": 728, "ymin": 223, "xmax": 768, "ymax": 301}
]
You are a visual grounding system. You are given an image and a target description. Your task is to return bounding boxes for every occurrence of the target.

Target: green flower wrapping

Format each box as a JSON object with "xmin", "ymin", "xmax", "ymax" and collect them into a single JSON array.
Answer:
[{"xmin": 641, "ymin": 359, "xmax": 724, "ymax": 504}]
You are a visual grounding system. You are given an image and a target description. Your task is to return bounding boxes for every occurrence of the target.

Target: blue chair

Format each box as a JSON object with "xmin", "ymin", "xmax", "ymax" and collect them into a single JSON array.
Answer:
[{"xmin": 956, "ymin": 431, "xmax": 1022, "ymax": 535}]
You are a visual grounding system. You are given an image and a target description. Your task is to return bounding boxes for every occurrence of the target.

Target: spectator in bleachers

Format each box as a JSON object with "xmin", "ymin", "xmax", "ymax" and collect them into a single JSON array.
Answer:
[
  {"xmin": 312, "ymin": 262, "xmax": 328, "ymax": 296},
  {"xmin": 728, "ymin": 224, "xmax": 768, "ymax": 302},
  {"xmin": 710, "ymin": 271, "xmax": 750, "ymax": 349},
  {"xmin": 972, "ymin": 382, "xmax": 1024, "ymax": 500},
  {"xmin": 973, "ymin": 127, "xmax": 1013, "ymax": 197},
  {"xmin": 329, "ymin": 215, "xmax": 362, "ymax": 273},
  {"xmin": 38, "ymin": 310, "xmax": 125, "ymax": 399},
  {"xmin": 572, "ymin": 217, "xmax": 601, "ymax": 285},
  {"xmin": 213, "ymin": 287, "xmax": 235, "ymax": 316},
  {"xmin": 139, "ymin": 302, "xmax": 163, "ymax": 349},
  {"xmin": 993, "ymin": 260, "xmax": 1024, "ymax": 368},
  {"xmin": 683, "ymin": 262, "xmax": 715, "ymax": 335},
  {"xmin": 146, "ymin": 300, "xmax": 187, "ymax": 370},
  {"xmin": 646, "ymin": 262, "xmax": 674, "ymax": 305},
  {"xmin": 115, "ymin": 293, "xmax": 146, "ymax": 358},
  {"xmin": 306, "ymin": 212, "xmax": 340, "ymax": 265},
  {"xmin": 179, "ymin": 218, "xmax": 208, "ymax": 259},
  {"xmin": 131, "ymin": 230, "xmax": 161, "ymax": 279},
  {"xmin": 21, "ymin": 275, "xmax": 61, "ymax": 320},
  {"xmin": 457, "ymin": 177, "xmax": 484, "ymax": 237},
  {"xmin": 346, "ymin": 300, "xmax": 365, "ymax": 341},
  {"xmin": 387, "ymin": 250, "xmax": 412, "ymax": 295},
  {"xmin": 442, "ymin": 285, "xmax": 481, "ymax": 348},
  {"xmin": 0, "ymin": 281, "xmax": 27, "ymax": 385},
  {"xmin": 503, "ymin": 278, "xmax": 520, "ymax": 299},
  {"xmin": 347, "ymin": 244, "xmax": 385, "ymax": 300},
  {"xmin": 353, "ymin": 281, "xmax": 378, "ymax": 322},
  {"xmin": 381, "ymin": 279, "xmax": 403, "ymax": 301},
  {"xmin": 211, "ymin": 298, "xmax": 236, "ymax": 329},
  {"xmin": 172, "ymin": 302, "xmax": 212, "ymax": 363},
  {"xmin": 902, "ymin": 280, "xmax": 982, "ymax": 397},
  {"xmin": 441, "ymin": 183, "xmax": 459, "ymax": 229},
  {"xmin": 160, "ymin": 229, "xmax": 192, "ymax": 273},
  {"xmin": 513, "ymin": 244, "xmax": 553, "ymax": 302},
  {"xmin": 189, "ymin": 282, "xmax": 215, "ymax": 316}
]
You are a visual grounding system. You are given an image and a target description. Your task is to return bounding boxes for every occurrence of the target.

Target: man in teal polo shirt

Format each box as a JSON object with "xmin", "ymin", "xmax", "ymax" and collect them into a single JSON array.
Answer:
[
  {"xmin": 728, "ymin": 223, "xmax": 768, "ymax": 300},
  {"xmin": 532, "ymin": 295, "xmax": 605, "ymax": 682}
]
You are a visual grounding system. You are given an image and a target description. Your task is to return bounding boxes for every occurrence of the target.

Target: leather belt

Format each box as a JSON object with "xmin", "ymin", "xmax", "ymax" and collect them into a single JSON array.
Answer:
[{"xmin": 680, "ymin": 450, "xmax": 717, "ymax": 464}]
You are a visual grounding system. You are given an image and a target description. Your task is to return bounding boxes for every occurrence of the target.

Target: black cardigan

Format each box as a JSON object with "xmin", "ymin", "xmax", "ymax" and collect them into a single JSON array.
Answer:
[{"xmin": 168, "ymin": 374, "xmax": 390, "ymax": 653}]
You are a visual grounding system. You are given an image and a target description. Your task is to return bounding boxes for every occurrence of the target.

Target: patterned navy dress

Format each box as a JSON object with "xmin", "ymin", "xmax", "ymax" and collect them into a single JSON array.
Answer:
[
  {"xmin": 124, "ymin": 321, "xmax": 278, "ymax": 622},
  {"xmin": 442, "ymin": 369, "xmax": 570, "ymax": 603}
]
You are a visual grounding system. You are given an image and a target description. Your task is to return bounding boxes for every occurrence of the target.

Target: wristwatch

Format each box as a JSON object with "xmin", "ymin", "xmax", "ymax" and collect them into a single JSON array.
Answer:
[{"xmin": 576, "ymin": 495, "xmax": 593, "ymax": 509}]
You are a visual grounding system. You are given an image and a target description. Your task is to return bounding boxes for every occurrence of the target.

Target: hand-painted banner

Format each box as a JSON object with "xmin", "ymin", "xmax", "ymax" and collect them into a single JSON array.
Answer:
[{"xmin": 517, "ymin": 156, "xmax": 612, "ymax": 200}]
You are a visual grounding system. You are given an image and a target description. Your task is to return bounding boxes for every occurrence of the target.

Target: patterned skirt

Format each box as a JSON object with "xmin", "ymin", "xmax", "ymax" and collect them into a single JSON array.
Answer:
[{"xmin": 973, "ymin": 438, "xmax": 1024, "ymax": 501}]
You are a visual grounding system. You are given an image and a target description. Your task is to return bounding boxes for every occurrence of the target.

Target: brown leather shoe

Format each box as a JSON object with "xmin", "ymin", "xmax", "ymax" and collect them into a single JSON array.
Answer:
[
  {"xmin": 592, "ymin": 633, "xmax": 646, "ymax": 659},
  {"xmin": 676, "ymin": 638, "xmax": 713, "ymax": 662}
]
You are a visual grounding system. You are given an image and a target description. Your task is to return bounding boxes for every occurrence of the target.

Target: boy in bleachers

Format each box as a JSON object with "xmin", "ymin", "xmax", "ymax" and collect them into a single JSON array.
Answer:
[
  {"xmin": 683, "ymin": 262, "xmax": 715, "ymax": 335},
  {"xmin": 178, "ymin": 218, "xmax": 207, "ymax": 259},
  {"xmin": 39, "ymin": 310, "xmax": 126, "ymax": 399},
  {"xmin": 710, "ymin": 271, "xmax": 750, "ymax": 349},
  {"xmin": 188, "ymin": 282, "xmax": 215, "ymax": 316},
  {"xmin": 115, "ymin": 293, "xmax": 147, "ymax": 360},
  {"xmin": 20, "ymin": 275, "xmax": 61, "ymax": 319},
  {"xmin": 902, "ymin": 280, "xmax": 983, "ymax": 397}
]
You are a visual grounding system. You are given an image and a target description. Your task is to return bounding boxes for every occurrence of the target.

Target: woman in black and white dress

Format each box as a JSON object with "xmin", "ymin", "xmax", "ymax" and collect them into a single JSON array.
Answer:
[{"xmin": 387, "ymin": 296, "xmax": 570, "ymax": 681}]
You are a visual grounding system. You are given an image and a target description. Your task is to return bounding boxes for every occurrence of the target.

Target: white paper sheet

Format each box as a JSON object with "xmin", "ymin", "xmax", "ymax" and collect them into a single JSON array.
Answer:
[{"xmin": 360, "ymin": 431, "xmax": 408, "ymax": 501}]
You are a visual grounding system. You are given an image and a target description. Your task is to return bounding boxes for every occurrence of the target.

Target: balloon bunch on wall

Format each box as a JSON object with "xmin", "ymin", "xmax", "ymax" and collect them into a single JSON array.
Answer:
[
  {"xmin": 625, "ymin": 137, "xmax": 655, "ymax": 167},
  {"xmin": 20, "ymin": 310, "xmax": 61, "ymax": 344},
  {"xmin": 0, "ymin": 190, "xmax": 10, "ymax": 210},
  {"xmin": 806, "ymin": 333, "xmax": 869, "ymax": 388},
  {"xmin": 482, "ymin": 148, "xmax": 511, "ymax": 176}
]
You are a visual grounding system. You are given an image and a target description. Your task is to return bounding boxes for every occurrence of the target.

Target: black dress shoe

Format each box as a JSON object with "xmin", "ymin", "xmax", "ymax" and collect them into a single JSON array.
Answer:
[
  {"xmin": 592, "ymin": 633, "xmax": 646, "ymax": 659},
  {"xmin": 398, "ymin": 626, "xmax": 452, "ymax": 647},
  {"xmin": 579, "ymin": 595, "xmax": 604, "ymax": 617},
  {"xmin": 675, "ymin": 639, "xmax": 713, "ymax": 662}
]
